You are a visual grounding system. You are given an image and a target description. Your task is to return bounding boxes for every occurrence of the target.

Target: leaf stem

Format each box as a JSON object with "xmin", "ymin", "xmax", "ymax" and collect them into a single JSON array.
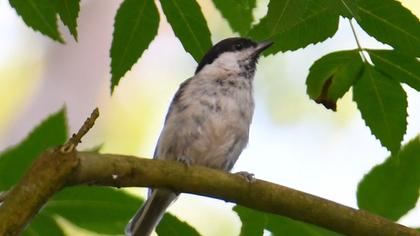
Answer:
[{"xmin": 349, "ymin": 19, "xmax": 367, "ymax": 62}]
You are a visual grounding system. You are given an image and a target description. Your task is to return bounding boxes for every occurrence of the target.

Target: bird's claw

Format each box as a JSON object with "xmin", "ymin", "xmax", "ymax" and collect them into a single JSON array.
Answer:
[
  {"xmin": 235, "ymin": 171, "xmax": 255, "ymax": 182},
  {"xmin": 177, "ymin": 156, "xmax": 192, "ymax": 167}
]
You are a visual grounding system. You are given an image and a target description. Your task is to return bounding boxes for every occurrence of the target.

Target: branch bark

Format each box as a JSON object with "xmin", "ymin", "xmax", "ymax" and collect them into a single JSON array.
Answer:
[{"xmin": 0, "ymin": 150, "xmax": 418, "ymax": 236}]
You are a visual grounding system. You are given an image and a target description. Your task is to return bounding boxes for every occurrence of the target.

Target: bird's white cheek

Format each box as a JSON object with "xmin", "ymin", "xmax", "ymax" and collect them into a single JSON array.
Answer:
[{"xmin": 211, "ymin": 52, "xmax": 241, "ymax": 73}]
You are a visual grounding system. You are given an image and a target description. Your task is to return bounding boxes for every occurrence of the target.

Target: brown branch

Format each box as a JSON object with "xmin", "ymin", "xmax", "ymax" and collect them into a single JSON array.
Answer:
[
  {"xmin": 0, "ymin": 108, "xmax": 99, "ymax": 235},
  {"xmin": 0, "ymin": 150, "xmax": 418, "ymax": 236},
  {"xmin": 60, "ymin": 107, "xmax": 99, "ymax": 153},
  {"xmin": 0, "ymin": 149, "xmax": 78, "ymax": 235},
  {"xmin": 0, "ymin": 107, "xmax": 418, "ymax": 236}
]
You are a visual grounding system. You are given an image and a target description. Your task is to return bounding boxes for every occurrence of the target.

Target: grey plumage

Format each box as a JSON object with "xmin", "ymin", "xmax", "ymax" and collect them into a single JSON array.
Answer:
[{"xmin": 126, "ymin": 37, "xmax": 272, "ymax": 236}]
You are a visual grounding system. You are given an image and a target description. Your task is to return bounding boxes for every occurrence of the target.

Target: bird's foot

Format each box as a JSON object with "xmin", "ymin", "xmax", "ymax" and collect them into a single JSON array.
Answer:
[
  {"xmin": 235, "ymin": 171, "xmax": 255, "ymax": 182},
  {"xmin": 177, "ymin": 155, "xmax": 192, "ymax": 167}
]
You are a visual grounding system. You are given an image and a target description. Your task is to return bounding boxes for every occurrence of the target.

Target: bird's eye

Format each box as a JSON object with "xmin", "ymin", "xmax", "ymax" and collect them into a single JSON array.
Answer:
[{"xmin": 234, "ymin": 43, "xmax": 243, "ymax": 50}]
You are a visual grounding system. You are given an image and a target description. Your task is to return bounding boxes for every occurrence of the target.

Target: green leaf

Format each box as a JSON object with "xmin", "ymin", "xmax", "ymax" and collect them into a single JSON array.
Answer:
[
  {"xmin": 110, "ymin": 0, "xmax": 159, "ymax": 92},
  {"xmin": 249, "ymin": 0, "xmax": 308, "ymax": 40},
  {"xmin": 368, "ymin": 50, "xmax": 420, "ymax": 91},
  {"xmin": 156, "ymin": 213, "xmax": 201, "ymax": 236},
  {"xmin": 159, "ymin": 0, "xmax": 212, "ymax": 62},
  {"xmin": 327, "ymin": 0, "xmax": 359, "ymax": 19},
  {"xmin": 23, "ymin": 213, "xmax": 65, "ymax": 236},
  {"xmin": 9, "ymin": 0, "xmax": 63, "ymax": 42},
  {"xmin": 212, "ymin": 0, "xmax": 256, "ymax": 35},
  {"xmin": 306, "ymin": 50, "xmax": 363, "ymax": 111},
  {"xmin": 42, "ymin": 186, "xmax": 141, "ymax": 234},
  {"xmin": 266, "ymin": 215, "xmax": 342, "ymax": 236},
  {"xmin": 56, "ymin": 0, "xmax": 80, "ymax": 41},
  {"xmin": 0, "ymin": 108, "xmax": 67, "ymax": 191},
  {"xmin": 250, "ymin": 0, "xmax": 339, "ymax": 54},
  {"xmin": 234, "ymin": 205, "xmax": 266, "ymax": 236},
  {"xmin": 357, "ymin": 0, "xmax": 420, "ymax": 57},
  {"xmin": 357, "ymin": 136, "xmax": 420, "ymax": 221},
  {"xmin": 353, "ymin": 65, "xmax": 407, "ymax": 153},
  {"xmin": 31, "ymin": 186, "xmax": 199, "ymax": 235},
  {"xmin": 233, "ymin": 205, "xmax": 342, "ymax": 236}
]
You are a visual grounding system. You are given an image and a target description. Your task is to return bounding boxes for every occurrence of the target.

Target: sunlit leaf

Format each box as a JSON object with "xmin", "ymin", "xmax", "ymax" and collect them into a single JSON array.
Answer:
[
  {"xmin": 212, "ymin": 0, "xmax": 256, "ymax": 35},
  {"xmin": 32, "ymin": 186, "xmax": 199, "ymax": 235},
  {"xmin": 9, "ymin": 0, "xmax": 63, "ymax": 42},
  {"xmin": 56, "ymin": 0, "xmax": 80, "ymax": 41},
  {"xmin": 0, "ymin": 108, "xmax": 67, "ymax": 191},
  {"xmin": 159, "ymin": 0, "xmax": 212, "ymax": 62},
  {"xmin": 251, "ymin": 0, "xmax": 339, "ymax": 54},
  {"xmin": 353, "ymin": 65, "xmax": 407, "ymax": 153},
  {"xmin": 306, "ymin": 50, "xmax": 363, "ymax": 111},
  {"xmin": 357, "ymin": 0, "xmax": 420, "ymax": 57},
  {"xmin": 44, "ymin": 186, "xmax": 141, "ymax": 234},
  {"xmin": 357, "ymin": 136, "xmax": 420, "ymax": 221},
  {"xmin": 110, "ymin": 0, "xmax": 159, "ymax": 92},
  {"xmin": 327, "ymin": 0, "xmax": 359, "ymax": 19},
  {"xmin": 23, "ymin": 213, "xmax": 65, "ymax": 236},
  {"xmin": 235, "ymin": 205, "xmax": 266, "ymax": 236},
  {"xmin": 249, "ymin": 0, "xmax": 308, "ymax": 40},
  {"xmin": 234, "ymin": 205, "xmax": 341, "ymax": 236},
  {"xmin": 157, "ymin": 213, "xmax": 201, "ymax": 236},
  {"xmin": 369, "ymin": 50, "xmax": 420, "ymax": 91}
]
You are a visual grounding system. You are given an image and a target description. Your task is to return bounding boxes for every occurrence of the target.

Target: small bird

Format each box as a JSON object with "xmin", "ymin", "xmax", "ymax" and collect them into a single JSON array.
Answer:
[{"xmin": 125, "ymin": 37, "xmax": 272, "ymax": 236}]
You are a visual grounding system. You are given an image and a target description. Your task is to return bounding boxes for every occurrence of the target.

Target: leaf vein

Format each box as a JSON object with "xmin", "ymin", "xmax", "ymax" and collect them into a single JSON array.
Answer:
[
  {"xmin": 171, "ymin": 0, "xmax": 206, "ymax": 56},
  {"xmin": 115, "ymin": 0, "xmax": 148, "ymax": 72},
  {"xmin": 358, "ymin": 6, "xmax": 420, "ymax": 43},
  {"xmin": 28, "ymin": 0, "xmax": 56, "ymax": 37}
]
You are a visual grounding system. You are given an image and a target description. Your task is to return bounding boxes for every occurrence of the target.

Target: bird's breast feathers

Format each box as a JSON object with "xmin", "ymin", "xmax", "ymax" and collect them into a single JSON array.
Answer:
[{"xmin": 155, "ymin": 74, "xmax": 254, "ymax": 169}]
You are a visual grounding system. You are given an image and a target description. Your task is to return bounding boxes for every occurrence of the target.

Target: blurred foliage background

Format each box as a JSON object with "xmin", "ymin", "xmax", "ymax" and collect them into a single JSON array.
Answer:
[{"xmin": 0, "ymin": 0, "xmax": 419, "ymax": 235}]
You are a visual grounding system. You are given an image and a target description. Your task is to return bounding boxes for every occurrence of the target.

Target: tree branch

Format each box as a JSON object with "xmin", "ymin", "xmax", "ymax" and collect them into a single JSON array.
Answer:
[
  {"xmin": 0, "ymin": 150, "xmax": 418, "ymax": 236},
  {"xmin": 0, "ymin": 149, "xmax": 78, "ymax": 235}
]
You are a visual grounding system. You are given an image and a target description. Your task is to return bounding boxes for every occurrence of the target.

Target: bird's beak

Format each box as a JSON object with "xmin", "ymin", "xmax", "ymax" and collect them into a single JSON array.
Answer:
[{"xmin": 255, "ymin": 41, "xmax": 274, "ymax": 54}]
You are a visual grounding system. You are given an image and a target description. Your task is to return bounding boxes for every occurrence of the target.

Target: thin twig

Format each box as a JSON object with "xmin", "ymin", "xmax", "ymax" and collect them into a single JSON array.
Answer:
[
  {"xmin": 60, "ymin": 108, "xmax": 100, "ymax": 153},
  {"xmin": 349, "ymin": 19, "xmax": 368, "ymax": 62}
]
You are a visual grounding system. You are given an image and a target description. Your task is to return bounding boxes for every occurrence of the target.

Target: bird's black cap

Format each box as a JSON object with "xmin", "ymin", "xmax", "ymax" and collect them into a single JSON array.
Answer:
[{"xmin": 195, "ymin": 37, "xmax": 258, "ymax": 74}]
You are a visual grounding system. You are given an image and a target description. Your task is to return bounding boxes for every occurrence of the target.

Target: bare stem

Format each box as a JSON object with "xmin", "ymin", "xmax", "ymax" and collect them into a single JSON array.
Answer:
[{"xmin": 60, "ymin": 108, "xmax": 99, "ymax": 153}]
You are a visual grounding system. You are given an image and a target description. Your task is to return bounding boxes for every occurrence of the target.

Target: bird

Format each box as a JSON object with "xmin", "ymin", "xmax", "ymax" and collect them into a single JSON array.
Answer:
[{"xmin": 125, "ymin": 37, "xmax": 273, "ymax": 236}]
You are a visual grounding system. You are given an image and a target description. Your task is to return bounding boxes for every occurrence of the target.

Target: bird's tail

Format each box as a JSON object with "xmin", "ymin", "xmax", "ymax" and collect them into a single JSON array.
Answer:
[{"xmin": 125, "ymin": 189, "xmax": 177, "ymax": 236}]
